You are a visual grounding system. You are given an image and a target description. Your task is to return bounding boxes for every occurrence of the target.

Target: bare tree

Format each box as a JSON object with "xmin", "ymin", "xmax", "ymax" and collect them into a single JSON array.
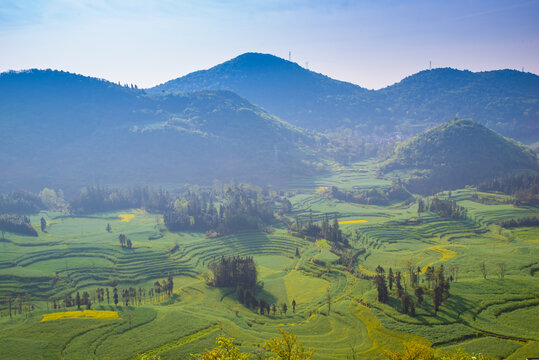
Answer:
[
  {"xmin": 326, "ymin": 286, "xmax": 332, "ymax": 315},
  {"xmin": 479, "ymin": 262, "xmax": 487, "ymax": 279},
  {"xmin": 497, "ymin": 262, "xmax": 506, "ymax": 279}
]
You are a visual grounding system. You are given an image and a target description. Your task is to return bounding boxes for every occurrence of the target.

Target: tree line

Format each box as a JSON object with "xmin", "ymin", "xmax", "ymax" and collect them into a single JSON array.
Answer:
[
  {"xmin": 499, "ymin": 216, "xmax": 539, "ymax": 228},
  {"xmin": 478, "ymin": 171, "xmax": 539, "ymax": 205},
  {"xmin": 51, "ymin": 275, "xmax": 174, "ymax": 311},
  {"xmin": 0, "ymin": 214, "xmax": 38, "ymax": 237},
  {"xmin": 70, "ymin": 185, "xmax": 170, "ymax": 214},
  {"xmin": 325, "ymin": 182, "xmax": 411, "ymax": 206}
]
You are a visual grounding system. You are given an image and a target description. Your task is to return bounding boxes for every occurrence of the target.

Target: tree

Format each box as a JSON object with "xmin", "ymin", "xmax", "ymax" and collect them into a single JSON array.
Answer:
[
  {"xmin": 7, "ymin": 296, "xmax": 12, "ymax": 318},
  {"xmin": 395, "ymin": 272, "xmax": 403, "ymax": 298},
  {"xmin": 326, "ymin": 286, "xmax": 332, "ymax": 315},
  {"xmin": 497, "ymin": 262, "xmax": 506, "ymax": 279},
  {"xmin": 417, "ymin": 197, "xmax": 425, "ymax": 216},
  {"xmin": 295, "ymin": 247, "xmax": 300, "ymax": 257},
  {"xmin": 119, "ymin": 234, "xmax": 127, "ymax": 248},
  {"xmin": 40, "ymin": 217, "xmax": 46, "ymax": 232},
  {"xmin": 388, "ymin": 268, "xmax": 394, "ymax": 290},
  {"xmin": 414, "ymin": 286, "xmax": 424, "ymax": 304},
  {"xmin": 432, "ymin": 285, "xmax": 442, "ymax": 315},
  {"xmin": 282, "ymin": 303, "xmax": 288, "ymax": 316},
  {"xmin": 401, "ymin": 293, "xmax": 411, "ymax": 314},
  {"xmin": 375, "ymin": 266, "xmax": 388, "ymax": 303},
  {"xmin": 262, "ymin": 329, "xmax": 314, "ymax": 360},
  {"xmin": 76, "ymin": 292, "xmax": 81, "ymax": 310},
  {"xmin": 292, "ymin": 299, "xmax": 296, "ymax": 313},
  {"xmin": 384, "ymin": 342, "xmax": 434, "ymax": 360},
  {"xmin": 126, "ymin": 238, "xmax": 133, "ymax": 249},
  {"xmin": 191, "ymin": 334, "xmax": 250, "ymax": 360},
  {"xmin": 106, "ymin": 223, "xmax": 111, "ymax": 232},
  {"xmin": 479, "ymin": 262, "xmax": 487, "ymax": 279},
  {"xmin": 113, "ymin": 287, "xmax": 119, "ymax": 306}
]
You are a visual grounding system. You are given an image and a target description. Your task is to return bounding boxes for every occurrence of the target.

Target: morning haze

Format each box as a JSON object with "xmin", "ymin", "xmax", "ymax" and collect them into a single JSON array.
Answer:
[{"xmin": 0, "ymin": 1, "xmax": 538, "ymax": 359}]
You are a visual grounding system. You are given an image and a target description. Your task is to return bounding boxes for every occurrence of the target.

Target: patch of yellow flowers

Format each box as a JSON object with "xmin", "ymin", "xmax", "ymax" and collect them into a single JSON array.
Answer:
[{"xmin": 41, "ymin": 310, "xmax": 119, "ymax": 322}]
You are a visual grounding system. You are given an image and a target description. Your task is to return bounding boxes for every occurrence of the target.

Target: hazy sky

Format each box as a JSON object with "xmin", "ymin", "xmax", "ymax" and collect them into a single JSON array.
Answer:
[{"xmin": 1, "ymin": 0, "xmax": 538, "ymax": 89}]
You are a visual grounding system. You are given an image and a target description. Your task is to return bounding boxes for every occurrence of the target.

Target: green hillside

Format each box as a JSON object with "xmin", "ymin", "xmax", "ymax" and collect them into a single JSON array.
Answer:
[
  {"xmin": 0, "ymin": 70, "xmax": 318, "ymax": 192},
  {"xmin": 381, "ymin": 119, "xmax": 538, "ymax": 194}
]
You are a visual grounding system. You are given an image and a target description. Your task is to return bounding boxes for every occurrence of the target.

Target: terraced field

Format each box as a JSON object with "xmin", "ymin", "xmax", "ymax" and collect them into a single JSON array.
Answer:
[{"xmin": 0, "ymin": 161, "xmax": 537, "ymax": 359}]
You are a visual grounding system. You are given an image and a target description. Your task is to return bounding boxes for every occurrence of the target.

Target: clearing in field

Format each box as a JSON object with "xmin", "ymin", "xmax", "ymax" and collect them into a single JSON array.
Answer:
[{"xmin": 41, "ymin": 310, "xmax": 119, "ymax": 322}]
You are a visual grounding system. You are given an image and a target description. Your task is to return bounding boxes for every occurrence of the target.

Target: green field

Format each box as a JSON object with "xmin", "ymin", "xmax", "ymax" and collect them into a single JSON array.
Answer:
[{"xmin": 0, "ymin": 161, "xmax": 537, "ymax": 359}]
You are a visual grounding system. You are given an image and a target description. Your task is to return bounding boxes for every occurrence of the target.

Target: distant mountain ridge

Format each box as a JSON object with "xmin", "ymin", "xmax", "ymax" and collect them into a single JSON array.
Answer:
[
  {"xmin": 149, "ymin": 53, "xmax": 539, "ymax": 141},
  {"xmin": 0, "ymin": 69, "xmax": 317, "ymax": 192},
  {"xmin": 380, "ymin": 119, "xmax": 538, "ymax": 194}
]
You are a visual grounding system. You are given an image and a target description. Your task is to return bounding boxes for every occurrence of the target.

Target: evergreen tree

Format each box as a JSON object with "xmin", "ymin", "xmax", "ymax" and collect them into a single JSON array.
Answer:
[{"xmin": 40, "ymin": 217, "xmax": 46, "ymax": 232}]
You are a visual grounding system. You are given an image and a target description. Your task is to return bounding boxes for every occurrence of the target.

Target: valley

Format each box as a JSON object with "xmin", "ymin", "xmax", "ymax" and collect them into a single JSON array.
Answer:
[{"xmin": 0, "ymin": 161, "xmax": 537, "ymax": 359}]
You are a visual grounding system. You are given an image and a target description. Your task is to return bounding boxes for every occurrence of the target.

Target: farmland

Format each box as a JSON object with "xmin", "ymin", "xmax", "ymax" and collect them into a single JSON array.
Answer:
[{"xmin": 0, "ymin": 161, "xmax": 537, "ymax": 359}]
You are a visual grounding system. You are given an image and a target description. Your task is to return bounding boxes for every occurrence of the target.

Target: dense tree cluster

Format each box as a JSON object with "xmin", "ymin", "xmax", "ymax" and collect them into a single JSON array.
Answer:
[
  {"xmin": 326, "ymin": 183, "xmax": 411, "ymax": 206},
  {"xmin": 70, "ymin": 185, "xmax": 170, "ymax": 214},
  {"xmin": 423, "ymin": 197, "xmax": 468, "ymax": 220},
  {"xmin": 478, "ymin": 171, "xmax": 539, "ymax": 205},
  {"xmin": 0, "ymin": 214, "xmax": 38, "ymax": 237},
  {"xmin": 375, "ymin": 264, "xmax": 450, "ymax": 316},
  {"xmin": 210, "ymin": 256, "xmax": 257, "ymax": 289},
  {"xmin": 293, "ymin": 213, "xmax": 349, "ymax": 248},
  {"xmin": 500, "ymin": 216, "xmax": 539, "ymax": 228},
  {"xmin": 164, "ymin": 183, "xmax": 274, "ymax": 234},
  {"xmin": 0, "ymin": 191, "xmax": 43, "ymax": 214}
]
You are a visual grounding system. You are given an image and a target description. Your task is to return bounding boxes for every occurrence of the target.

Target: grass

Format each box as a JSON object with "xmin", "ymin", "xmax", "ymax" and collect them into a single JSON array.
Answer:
[{"xmin": 0, "ymin": 160, "xmax": 537, "ymax": 359}]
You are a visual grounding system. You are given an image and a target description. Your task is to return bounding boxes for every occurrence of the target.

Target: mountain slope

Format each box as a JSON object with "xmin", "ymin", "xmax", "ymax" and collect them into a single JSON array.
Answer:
[
  {"xmin": 0, "ymin": 69, "xmax": 317, "ymax": 192},
  {"xmin": 149, "ymin": 53, "xmax": 539, "ymax": 141},
  {"xmin": 380, "ymin": 119, "xmax": 538, "ymax": 194},
  {"xmin": 149, "ymin": 52, "xmax": 371, "ymax": 130}
]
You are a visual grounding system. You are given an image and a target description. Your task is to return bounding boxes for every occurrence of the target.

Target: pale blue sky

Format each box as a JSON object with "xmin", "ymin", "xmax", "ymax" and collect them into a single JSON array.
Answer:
[{"xmin": 1, "ymin": 0, "xmax": 538, "ymax": 89}]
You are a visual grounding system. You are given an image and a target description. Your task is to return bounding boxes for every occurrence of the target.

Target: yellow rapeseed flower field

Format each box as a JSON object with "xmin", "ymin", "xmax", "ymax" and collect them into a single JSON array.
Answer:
[
  {"xmin": 41, "ymin": 310, "xmax": 119, "ymax": 322},
  {"xmin": 118, "ymin": 214, "xmax": 135, "ymax": 222},
  {"xmin": 338, "ymin": 219, "xmax": 368, "ymax": 225}
]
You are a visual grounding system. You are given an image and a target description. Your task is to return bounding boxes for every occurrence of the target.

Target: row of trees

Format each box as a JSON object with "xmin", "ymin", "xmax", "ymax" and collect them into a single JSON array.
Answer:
[
  {"xmin": 236, "ymin": 287, "xmax": 296, "ymax": 317},
  {"xmin": 3, "ymin": 294, "xmax": 33, "ymax": 318},
  {"xmin": 164, "ymin": 183, "xmax": 275, "ymax": 235},
  {"xmin": 52, "ymin": 275, "xmax": 175, "ymax": 310}
]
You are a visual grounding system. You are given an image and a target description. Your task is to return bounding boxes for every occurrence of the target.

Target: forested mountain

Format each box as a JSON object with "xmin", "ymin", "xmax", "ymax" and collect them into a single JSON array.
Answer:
[
  {"xmin": 150, "ymin": 52, "xmax": 370, "ymax": 130},
  {"xmin": 150, "ymin": 53, "xmax": 539, "ymax": 141},
  {"xmin": 380, "ymin": 119, "xmax": 538, "ymax": 194},
  {"xmin": 0, "ymin": 70, "xmax": 318, "ymax": 193}
]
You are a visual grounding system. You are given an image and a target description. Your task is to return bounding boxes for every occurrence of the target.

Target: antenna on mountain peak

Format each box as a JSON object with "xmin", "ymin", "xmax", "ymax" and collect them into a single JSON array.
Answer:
[
  {"xmin": 305, "ymin": 61, "xmax": 309, "ymax": 70},
  {"xmin": 289, "ymin": 51, "xmax": 291, "ymax": 62},
  {"xmin": 429, "ymin": 60, "xmax": 432, "ymax": 70},
  {"xmin": 522, "ymin": 66, "xmax": 525, "ymax": 72}
]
